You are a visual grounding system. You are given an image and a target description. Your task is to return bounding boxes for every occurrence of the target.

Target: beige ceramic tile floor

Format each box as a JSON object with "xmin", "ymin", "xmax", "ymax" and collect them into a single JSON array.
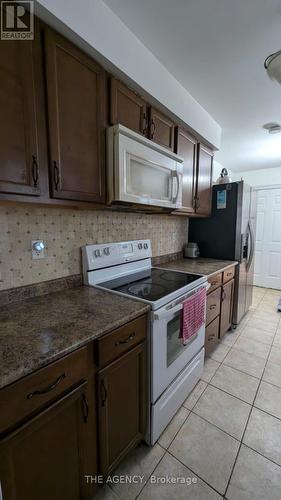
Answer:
[{"xmin": 96, "ymin": 287, "xmax": 281, "ymax": 500}]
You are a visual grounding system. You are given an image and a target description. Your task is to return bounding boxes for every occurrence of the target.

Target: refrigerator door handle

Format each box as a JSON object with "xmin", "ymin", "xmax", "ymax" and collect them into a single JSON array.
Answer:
[{"xmin": 246, "ymin": 221, "xmax": 255, "ymax": 271}]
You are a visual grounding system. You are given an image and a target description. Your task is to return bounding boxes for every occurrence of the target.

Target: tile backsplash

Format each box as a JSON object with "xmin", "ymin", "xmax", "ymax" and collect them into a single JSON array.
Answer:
[{"xmin": 0, "ymin": 206, "xmax": 187, "ymax": 291}]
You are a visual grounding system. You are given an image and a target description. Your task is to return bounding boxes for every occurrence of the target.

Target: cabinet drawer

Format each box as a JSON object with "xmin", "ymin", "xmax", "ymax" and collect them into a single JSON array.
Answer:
[
  {"xmin": 208, "ymin": 272, "xmax": 222, "ymax": 293},
  {"xmin": 223, "ymin": 266, "xmax": 236, "ymax": 284},
  {"xmin": 206, "ymin": 287, "xmax": 221, "ymax": 325},
  {"xmin": 96, "ymin": 315, "xmax": 147, "ymax": 369},
  {"xmin": 0, "ymin": 346, "xmax": 91, "ymax": 434},
  {"xmin": 205, "ymin": 316, "xmax": 219, "ymax": 355}
]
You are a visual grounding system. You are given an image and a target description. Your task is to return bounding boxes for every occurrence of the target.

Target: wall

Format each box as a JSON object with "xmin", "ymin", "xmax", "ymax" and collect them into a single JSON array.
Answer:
[
  {"xmin": 35, "ymin": 0, "xmax": 221, "ymax": 149},
  {"xmin": 233, "ymin": 166, "xmax": 281, "ymax": 187},
  {"xmin": 0, "ymin": 206, "xmax": 187, "ymax": 291}
]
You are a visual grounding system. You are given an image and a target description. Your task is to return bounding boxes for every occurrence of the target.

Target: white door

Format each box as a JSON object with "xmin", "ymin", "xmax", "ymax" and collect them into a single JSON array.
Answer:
[{"xmin": 254, "ymin": 188, "xmax": 281, "ymax": 290}]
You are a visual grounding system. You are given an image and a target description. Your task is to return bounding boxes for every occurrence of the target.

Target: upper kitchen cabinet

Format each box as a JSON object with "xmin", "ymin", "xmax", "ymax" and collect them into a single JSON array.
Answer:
[
  {"xmin": 45, "ymin": 29, "xmax": 106, "ymax": 203},
  {"xmin": 0, "ymin": 22, "xmax": 47, "ymax": 197},
  {"xmin": 174, "ymin": 127, "xmax": 197, "ymax": 213},
  {"xmin": 110, "ymin": 78, "xmax": 147, "ymax": 135},
  {"xmin": 149, "ymin": 107, "xmax": 175, "ymax": 151},
  {"xmin": 195, "ymin": 143, "xmax": 214, "ymax": 216}
]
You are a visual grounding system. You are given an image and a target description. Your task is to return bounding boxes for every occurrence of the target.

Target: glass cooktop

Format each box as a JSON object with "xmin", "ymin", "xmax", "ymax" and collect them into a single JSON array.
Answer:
[{"xmin": 99, "ymin": 268, "xmax": 203, "ymax": 302}]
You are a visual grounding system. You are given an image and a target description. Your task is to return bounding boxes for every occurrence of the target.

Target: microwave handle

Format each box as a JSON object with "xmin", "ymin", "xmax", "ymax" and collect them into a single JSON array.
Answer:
[{"xmin": 171, "ymin": 171, "xmax": 180, "ymax": 203}]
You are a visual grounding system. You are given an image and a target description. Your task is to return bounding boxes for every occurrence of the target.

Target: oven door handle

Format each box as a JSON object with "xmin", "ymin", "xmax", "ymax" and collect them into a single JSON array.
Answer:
[{"xmin": 153, "ymin": 303, "xmax": 183, "ymax": 321}]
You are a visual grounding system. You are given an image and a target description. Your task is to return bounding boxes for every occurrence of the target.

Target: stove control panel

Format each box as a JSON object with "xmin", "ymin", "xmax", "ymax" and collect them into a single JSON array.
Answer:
[{"xmin": 82, "ymin": 239, "xmax": 152, "ymax": 271}]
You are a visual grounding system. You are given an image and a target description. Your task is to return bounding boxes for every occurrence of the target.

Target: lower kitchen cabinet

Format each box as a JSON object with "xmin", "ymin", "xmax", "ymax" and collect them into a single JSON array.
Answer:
[
  {"xmin": 0, "ymin": 379, "xmax": 97, "ymax": 500},
  {"xmin": 205, "ymin": 268, "xmax": 236, "ymax": 353},
  {"xmin": 205, "ymin": 316, "xmax": 220, "ymax": 356},
  {"xmin": 97, "ymin": 342, "xmax": 147, "ymax": 475},
  {"xmin": 206, "ymin": 287, "xmax": 221, "ymax": 326},
  {"xmin": 220, "ymin": 278, "xmax": 235, "ymax": 338}
]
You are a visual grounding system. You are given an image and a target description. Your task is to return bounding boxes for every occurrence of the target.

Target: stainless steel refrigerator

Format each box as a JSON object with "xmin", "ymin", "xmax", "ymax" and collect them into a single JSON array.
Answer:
[{"xmin": 189, "ymin": 181, "xmax": 256, "ymax": 326}]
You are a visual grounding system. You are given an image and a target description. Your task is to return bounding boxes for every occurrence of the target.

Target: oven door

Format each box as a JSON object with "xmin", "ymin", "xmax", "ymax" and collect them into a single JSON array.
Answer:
[{"xmin": 151, "ymin": 286, "xmax": 206, "ymax": 403}]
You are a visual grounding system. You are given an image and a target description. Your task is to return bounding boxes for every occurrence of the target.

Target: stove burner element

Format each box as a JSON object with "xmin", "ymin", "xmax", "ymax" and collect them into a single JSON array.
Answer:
[{"xmin": 128, "ymin": 283, "xmax": 166, "ymax": 298}]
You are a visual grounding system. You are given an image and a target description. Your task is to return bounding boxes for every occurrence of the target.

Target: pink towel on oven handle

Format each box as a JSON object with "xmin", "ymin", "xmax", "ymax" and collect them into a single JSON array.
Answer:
[{"xmin": 179, "ymin": 286, "xmax": 207, "ymax": 345}]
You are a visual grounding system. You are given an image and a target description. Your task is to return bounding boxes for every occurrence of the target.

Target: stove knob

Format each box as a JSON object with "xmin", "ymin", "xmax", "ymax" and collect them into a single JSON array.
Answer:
[
  {"xmin": 138, "ymin": 243, "xmax": 143, "ymax": 250},
  {"xmin": 144, "ymin": 243, "xmax": 148, "ymax": 249},
  {"xmin": 103, "ymin": 247, "xmax": 110, "ymax": 256},
  {"xmin": 94, "ymin": 249, "xmax": 101, "ymax": 258}
]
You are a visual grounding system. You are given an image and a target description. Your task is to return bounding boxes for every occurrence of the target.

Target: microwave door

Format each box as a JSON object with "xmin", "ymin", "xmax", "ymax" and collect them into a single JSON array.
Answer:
[
  {"xmin": 122, "ymin": 153, "xmax": 181, "ymax": 208},
  {"xmin": 109, "ymin": 125, "xmax": 183, "ymax": 208}
]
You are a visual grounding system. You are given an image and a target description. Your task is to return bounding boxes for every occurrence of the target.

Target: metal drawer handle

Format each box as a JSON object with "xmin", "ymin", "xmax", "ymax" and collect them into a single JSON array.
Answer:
[
  {"xmin": 82, "ymin": 394, "xmax": 89, "ymax": 423},
  {"xmin": 222, "ymin": 291, "xmax": 226, "ymax": 301},
  {"xmin": 32, "ymin": 155, "xmax": 39, "ymax": 187},
  {"xmin": 210, "ymin": 281, "xmax": 218, "ymax": 286},
  {"xmin": 53, "ymin": 161, "xmax": 60, "ymax": 190},
  {"xmin": 209, "ymin": 304, "xmax": 217, "ymax": 310},
  {"xmin": 101, "ymin": 381, "xmax": 107, "ymax": 407},
  {"xmin": 208, "ymin": 334, "xmax": 216, "ymax": 340},
  {"xmin": 26, "ymin": 372, "xmax": 66, "ymax": 399},
  {"xmin": 115, "ymin": 332, "xmax": 135, "ymax": 346},
  {"xmin": 151, "ymin": 118, "xmax": 156, "ymax": 139}
]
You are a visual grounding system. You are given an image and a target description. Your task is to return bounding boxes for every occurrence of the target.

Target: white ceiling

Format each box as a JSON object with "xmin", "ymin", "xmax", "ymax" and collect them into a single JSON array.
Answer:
[{"xmin": 104, "ymin": 0, "xmax": 281, "ymax": 172}]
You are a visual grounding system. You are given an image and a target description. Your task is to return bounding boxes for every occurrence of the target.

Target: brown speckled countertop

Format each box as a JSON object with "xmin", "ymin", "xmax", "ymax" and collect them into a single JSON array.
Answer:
[
  {"xmin": 157, "ymin": 257, "xmax": 238, "ymax": 277},
  {"xmin": 0, "ymin": 286, "xmax": 149, "ymax": 390}
]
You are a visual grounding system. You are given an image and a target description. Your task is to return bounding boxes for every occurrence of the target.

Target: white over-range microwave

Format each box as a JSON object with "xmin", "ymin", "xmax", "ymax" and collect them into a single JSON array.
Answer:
[{"xmin": 107, "ymin": 124, "xmax": 183, "ymax": 209}]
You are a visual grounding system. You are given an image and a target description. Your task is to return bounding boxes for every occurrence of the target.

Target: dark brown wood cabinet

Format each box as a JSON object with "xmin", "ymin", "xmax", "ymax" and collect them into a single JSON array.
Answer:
[
  {"xmin": 205, "ymin": 316, "xmax": 220, "ymax": 356},
  {"xmin": 97, "ymin": 342, "xmax": 147, "ymax": 475},
  {"xmin": 206, "ymin": 287, "xmax": 221, "ymax": 326},
  {"xmin": 174, "ymin": 127, "xmax": 197, "ymax": 213},
  {"xmin": 45, "ymin": 29, "xmax": 106, "ymax": 203},
  {"xmin": 220, "ymin": 278, "xmax": 235, "ymax": 339},
  {"xmin": 149, "ymin": 107, "xmax": 175, "ymax": 150},
  {"xmin": 0, "ymin": 380, "xmax": 97, "ymax": 500},
  {"xmin": 0, "ymin": 21, "xmax": 47, "ymax": 197},
  {"xmin": 195, "ymin": 144, "xmax": 214, "ymax": 216},
  {"xmin": 110, "ymin": 78, "xmax": 147, "ymax": 135},
  {"xmin": 205, "ymin": 268, "xmax": 236, "ymax": 353}
]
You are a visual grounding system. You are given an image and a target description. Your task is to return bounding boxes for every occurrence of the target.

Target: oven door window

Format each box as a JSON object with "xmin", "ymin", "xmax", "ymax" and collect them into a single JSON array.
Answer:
[{"xmin": 167, "ymin": 313, "xmax": 189, "ymax": 367}]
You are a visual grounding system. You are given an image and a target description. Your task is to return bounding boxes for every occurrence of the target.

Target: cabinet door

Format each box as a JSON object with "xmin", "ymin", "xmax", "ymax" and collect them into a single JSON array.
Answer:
[
  {"xmin": 45, "ymin": 29, "xmax": 106, "ymax": 203},
  {"xmin": 174, "ymin": 127, "xmax": 196, "ymax": 213},
  {"xmin": 195, "ymin": 144, "xmax": 213, "ymax": 216},
  {"xmin": 205, "ymin": 316, "xmax": 219, "ymax": 356},
  {"xmin": 220, "ymin": 279, "xmax": 235, "ymax": 338},
  {"xmin": 0, "ymin": 381, "xmax": 97, "ymax": 500},
  {"xmin": 110, "ymin": 78, "xmax": 147, "ymax": 135},
  {"xmin": 206, "ymin": 287, "xmax": 221, "ymax": 326},
  {"xmin": 149, "ymin": 107, "xmax": 175, "ymax": 150},
  {"xmin": 98, "ymin": 343, "xmax": 147, "ymax": 475},
  {"xmin": 0, "ymin": 22, "xmax": 47, "ymax": 196}
]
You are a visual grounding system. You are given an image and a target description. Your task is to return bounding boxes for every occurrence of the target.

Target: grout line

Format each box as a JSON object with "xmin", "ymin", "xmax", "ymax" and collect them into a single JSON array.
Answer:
[
  {"xmin": 223, "ymin": 304, "xmax": 278, "ymax": 497},
  {"xmin": 189, "ymin": 409, "xmax": 241, "ymax": 442},
  {"xmin": 208, "ymin": 380, "xmax": 256, "ymax": 406},
  {"xmin": 166, "ymin": 448, "xmax": 225, "ymax": 498}
]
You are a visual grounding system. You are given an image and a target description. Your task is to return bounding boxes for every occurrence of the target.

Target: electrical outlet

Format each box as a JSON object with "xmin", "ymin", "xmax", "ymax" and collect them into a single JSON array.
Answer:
[
  {"xmin": 172, "ymin": 232, "xmax": 176, "ymax": 242},
  {"xmin": 32, "ymin": 240, "xmax": 45, "ymax": 260}
]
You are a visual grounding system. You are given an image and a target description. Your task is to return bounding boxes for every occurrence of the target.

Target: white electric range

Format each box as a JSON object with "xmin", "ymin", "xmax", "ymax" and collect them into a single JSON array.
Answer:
[{"xmin": 82, "ymin": 239, "xmax": 208, "ymax": 444}]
